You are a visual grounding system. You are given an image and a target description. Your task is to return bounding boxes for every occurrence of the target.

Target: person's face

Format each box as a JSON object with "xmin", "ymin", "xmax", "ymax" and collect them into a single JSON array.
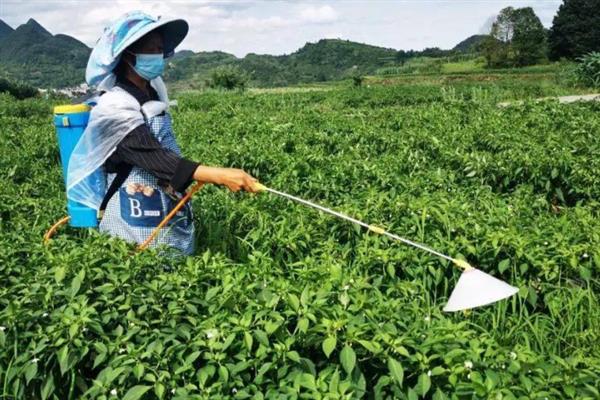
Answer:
[
  {"xmin": 123, "ymin": 30, "xmax": 164, "ymax": 66},
  {"xmin": 132, "ymin": 31, "xmax": 164, "ymax": 55}
]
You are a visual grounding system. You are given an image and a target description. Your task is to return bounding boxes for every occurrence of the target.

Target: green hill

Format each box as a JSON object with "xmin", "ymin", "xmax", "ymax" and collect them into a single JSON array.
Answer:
[
  {"xmin": 0, "ymin": 19, "xmax": 13, "ymax": 40},
  {"xmin": 0, "ymin": 18, "xmax": 90, "ymax": 88},
  {"xmin": 166, "ymin": 39, "xmax": 398, "ymax": 87},
  {"xmin": 452, "ymin": 34, "xmax": 490, "ymax": 53}
]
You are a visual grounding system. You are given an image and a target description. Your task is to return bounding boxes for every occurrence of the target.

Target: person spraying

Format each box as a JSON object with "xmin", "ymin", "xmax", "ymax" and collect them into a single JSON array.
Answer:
[{"xmin": 67, "ymin": 11, "xmax": 257, "ymax": 255}]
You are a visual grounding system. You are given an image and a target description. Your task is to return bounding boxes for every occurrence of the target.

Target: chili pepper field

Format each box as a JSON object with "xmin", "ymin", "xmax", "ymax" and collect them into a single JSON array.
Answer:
[{"xmin": 1, "ymin": 81, "xmax": 600, "ymax": 399}]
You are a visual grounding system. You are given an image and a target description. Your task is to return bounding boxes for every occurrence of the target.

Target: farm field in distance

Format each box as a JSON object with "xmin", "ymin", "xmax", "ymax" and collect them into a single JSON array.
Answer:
[{"xmin": 1, "ymin": 74, "xmax": 599, "ymax": 399}]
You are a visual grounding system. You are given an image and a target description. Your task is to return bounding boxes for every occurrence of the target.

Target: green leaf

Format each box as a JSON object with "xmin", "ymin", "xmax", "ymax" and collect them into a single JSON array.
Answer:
[
  {"xmin": 24, "ymin": 362, "xmax": 37, "ymax": 384},
  {"xmin": 205, "ymin": 286, "xmax": 220, "ymax": 301},
  {"xmin": 154, "ymin": 382, "xmax": 165, "ymax": 399},
  {"xmin": 297, "ymin": 317, "xmax": 309, "ymax": 333},
  {"xmin": 415, "ymin": 373, "xmax": 431, "ymax": 396},
  {"xmin": 358, "ymin": 339, "xmax": 381, "ymax": 354},
  {"xmin": 322, "ymin": 336, "xmax": 336, "ymax": 358},
  {"xmin": 40, "ymin": 374, "xmax": 55, "ymax": 400},
  {"xmin": 298, "ymin": 373, "xmax": 316, "ymax": 391},
  {"xmin": 287, "ymin": 351, "xmax": 300, "ymax": 362},
  {"xmin": 340, "ymin": 345, "xmax": 356, "ymax": 375},
  {"xmin": 93, "ymin": 349, "xmax": 107, "ymax": 369},
  {"xmin": 288, "ymin": 293, "xmax": 300, "ymax": 311},
  {"xmin": 254, "ymin": 330, "xmax": 269, "ymax": 346},
  {"xmin": 122, "ymin": 385, "xmax": 151, "ymax": 400},
  {"xmin": 218, "ymin": 365, "xmax": 229, "ymax": 383},
  {"xmin": 54, "ymin": 267, "xmax": 66, "ymax": 284},
  {"xmin": 70, "ymin": 275, "xmax": 82, "ymax": 297},
  {"xmin": 387, "ymin": 357, "xmax": 403, "ymax": 386},
  {"xmin": 432, "ymin": 388, "xmax": 447, "ymax": 400},
  {"xmin": 185, "ymin": 351, "xmax": 201, "ymax": 365},
  {"xmin": 244, "ymin": 331, "xmax": 253, "ymax": 351},
  {"xmin": 580, "ymin": 266, "xmax": 591, "ymax": 281},
  {"xmin": 408, "ymin": 387, "xmax": 418, "ymax": 400},
  {"xmin": 498, "ymin": 259, "xmax": 510, "ymax": 273},
  {"xmin": 133, "ymin": 363, "xmax": 145, "ymax": 380},
  {"xmin": 57, "ymin": 345, "xmax": 69, "ymax": 375},
  {"xmin": 329, "ymin": 369, "xmax": 340, "ymax": 393}
]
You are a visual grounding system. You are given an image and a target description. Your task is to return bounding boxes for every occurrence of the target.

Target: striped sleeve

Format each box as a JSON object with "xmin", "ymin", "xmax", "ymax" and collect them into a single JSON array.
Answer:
[{"xmin": 110, "ymin": 124, "xmax": 199, "ymax": 193}]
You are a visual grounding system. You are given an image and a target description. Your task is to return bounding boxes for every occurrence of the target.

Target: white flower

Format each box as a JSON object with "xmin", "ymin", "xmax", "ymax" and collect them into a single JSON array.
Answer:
[
  {"xmin": 118, "ymin": 348, "xmax": 125, "ymax": 354},
  {"xmin": 544, "ymin": 241, "xmax": 548, "ymax": 245},
  {"xmin": 464, "ymin": 361, "xmax": 473, "ymax": 369},
  {"xmin": 424, "ymin": 316, "xmax": 430, "ymax": 322},
  {"xmin": 427, "ymin": 370, "xmax": 432, "ymax": 376},
  {"xmin": 232, "ymin": 388, "xmax": 238, "ymax": 394},
  {"xmin": 31, "ymin": 357, "xmax": 40, "ymax": 363},
  {"xmin": 467, "ymin": 373, "xmax": 471, "ymax": 379},
  {"xmin": 171, "ymin": 388, "xmax": 176, "ymax": 394},
  {"xmin": 0, "ymin": 326, "xmax": 5, "ymax": 331},
  {"xmin": 206, "ymin": 329, "xmax": 218, "ymax": 339},
  {"xmin": 582, "ymin": 253, "xmax": 589, "ymax": 258},
  {"xmin": 110, "ymin": 389, "xmax": 117, "ymax": 396},
  {"xmin": 510, "ymin": 351, "xmax": 517, "ymax": 360},
  {"xmin": 42, "ymin": 313, "xmax": 48, "ymax": 317}
]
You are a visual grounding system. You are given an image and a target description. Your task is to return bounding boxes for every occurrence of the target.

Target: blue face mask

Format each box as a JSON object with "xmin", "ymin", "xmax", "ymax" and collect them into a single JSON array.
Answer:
[{"xmin": 127, "ymin": 52, "xmax": 165, "ymax": 80}]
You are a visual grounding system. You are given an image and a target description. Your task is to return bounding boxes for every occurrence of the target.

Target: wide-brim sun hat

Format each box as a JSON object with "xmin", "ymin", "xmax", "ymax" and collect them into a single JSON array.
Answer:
[{"xmin": 86, "ymin": 10, "xmax": 188, "ymax": 87}]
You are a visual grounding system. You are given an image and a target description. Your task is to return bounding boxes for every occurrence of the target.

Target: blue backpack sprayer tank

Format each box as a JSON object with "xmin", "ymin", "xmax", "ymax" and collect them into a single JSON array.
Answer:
[{"xmin": 52, "ymin": 104, "xmax": 100, "ymax": 228}]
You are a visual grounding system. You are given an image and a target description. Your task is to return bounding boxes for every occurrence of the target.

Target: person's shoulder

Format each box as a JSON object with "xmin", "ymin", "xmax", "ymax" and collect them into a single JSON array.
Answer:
[{"xmin": 94, "ymin": 86, "xmax": 141, "ymax": 112}]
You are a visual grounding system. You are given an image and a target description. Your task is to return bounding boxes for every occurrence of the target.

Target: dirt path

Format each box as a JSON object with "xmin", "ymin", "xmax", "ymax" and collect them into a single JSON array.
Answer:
[{"xmin": 498, "ymin": 93, "xmax": 600, "ymax": 107}]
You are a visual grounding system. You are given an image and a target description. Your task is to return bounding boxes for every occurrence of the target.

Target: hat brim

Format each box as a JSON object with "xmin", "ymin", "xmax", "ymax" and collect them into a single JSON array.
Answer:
[
  {"xmin": 114, "ymin": 18, "xmax": 189, "ymax": 58},
  {"xmin": 156, "ymin": 19, "xmax": 189, "ymax": 57}
]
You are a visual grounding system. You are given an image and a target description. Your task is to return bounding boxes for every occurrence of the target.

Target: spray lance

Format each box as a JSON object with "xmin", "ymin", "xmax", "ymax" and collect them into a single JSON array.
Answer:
[{"xmin": 250, "ymin": 183, "xmax": 518, "ymax": 312}]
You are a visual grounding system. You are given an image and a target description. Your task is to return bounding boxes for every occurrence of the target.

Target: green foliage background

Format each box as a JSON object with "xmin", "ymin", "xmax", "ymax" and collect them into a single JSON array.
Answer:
[{"xmin": 1, "ymin": 76, "xmax": 599, "ymax": 399}]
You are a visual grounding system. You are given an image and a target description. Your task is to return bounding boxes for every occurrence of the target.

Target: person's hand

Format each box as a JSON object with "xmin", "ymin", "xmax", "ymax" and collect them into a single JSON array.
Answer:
[{"xmin": 193, "ymin": 166, "xmax": 259, "ymax": 192}]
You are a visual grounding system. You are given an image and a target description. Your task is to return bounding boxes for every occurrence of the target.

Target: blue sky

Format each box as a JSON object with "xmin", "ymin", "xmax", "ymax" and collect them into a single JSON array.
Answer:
[{"xmin": 0, "ymin": 0, "xmax": 562, "ymax": 57}]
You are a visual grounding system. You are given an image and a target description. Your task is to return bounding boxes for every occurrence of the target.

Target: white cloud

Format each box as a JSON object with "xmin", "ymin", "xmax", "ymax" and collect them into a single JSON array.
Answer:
[
  {"xmin": 299, "ymin": 5, "xmax": 338, "ymax": 24},
  {"xmin": 206, "ymin": 15, "xmax": 290, "ymax": 33}
]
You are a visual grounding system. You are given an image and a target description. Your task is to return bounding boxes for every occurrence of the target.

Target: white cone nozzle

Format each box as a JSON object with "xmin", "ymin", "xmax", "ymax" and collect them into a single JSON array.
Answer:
[{"xmin": 443, "ymin": 268, "xmax": 519, "ymax": 312}]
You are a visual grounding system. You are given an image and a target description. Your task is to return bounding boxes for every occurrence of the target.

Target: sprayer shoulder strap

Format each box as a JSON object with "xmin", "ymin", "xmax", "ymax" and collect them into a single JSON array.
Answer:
[{"xmin": 99, "ymin": 162, "xmax": 133, "ymax": 213}]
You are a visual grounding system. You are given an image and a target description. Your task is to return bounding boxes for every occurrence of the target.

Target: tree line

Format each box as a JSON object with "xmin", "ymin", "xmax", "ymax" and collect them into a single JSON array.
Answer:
[{"xmin": 482, "ymin": 0, "xmax": 599, "ymax": 68}]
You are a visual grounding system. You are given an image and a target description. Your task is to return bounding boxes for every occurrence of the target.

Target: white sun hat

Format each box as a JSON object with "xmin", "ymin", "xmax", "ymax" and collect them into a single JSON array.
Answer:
[{"xmin": 85, "ymin": 10, "xmax": 188, "ymax": 88}]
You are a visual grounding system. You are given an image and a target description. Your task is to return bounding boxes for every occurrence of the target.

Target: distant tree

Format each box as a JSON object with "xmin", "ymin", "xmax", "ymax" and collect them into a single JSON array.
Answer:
[
  {"xmin": 205, "ymin": 66, "xmax": 248, "ymax": 91},
  {"xmin": 482, "ymin": 6, "xmax": 547, "ymax": 67},
  {"xmin": 395, "ymin": 50, "xmax": 413, "ymax": 65},
  {"xmin": 548, "ymin": 0, "xmax": 600, "ymax": 60},
  {"xmin": 482, "ymin": 7, "xmax": 513, "ymax": 68},
  {"xmin": 0, "ymin": 77, "xmax": 38, "ymax": 99},
  {"xmin": 511, "ymin": 8, "xmax": 548, "ymax": 66}
]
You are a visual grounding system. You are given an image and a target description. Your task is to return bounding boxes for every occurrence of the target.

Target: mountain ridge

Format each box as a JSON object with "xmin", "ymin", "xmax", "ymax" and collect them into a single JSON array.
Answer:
[
  {"xmin": 0, "ymin": 18, "xmax": 91, "ymax": 88},
  {"xmin": 0, "ymin": 18, "xmax": 484, "ymax": 89}
]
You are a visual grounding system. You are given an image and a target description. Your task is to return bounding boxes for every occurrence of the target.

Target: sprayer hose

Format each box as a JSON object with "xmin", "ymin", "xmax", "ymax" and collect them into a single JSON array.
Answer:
[
  {"xmin": 137, "ymin": 182, "xmax": 204, "ymax": 251},
  {"xmin": 43, "ymin": 216, "xmax": 71, "ymax": 244}
]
